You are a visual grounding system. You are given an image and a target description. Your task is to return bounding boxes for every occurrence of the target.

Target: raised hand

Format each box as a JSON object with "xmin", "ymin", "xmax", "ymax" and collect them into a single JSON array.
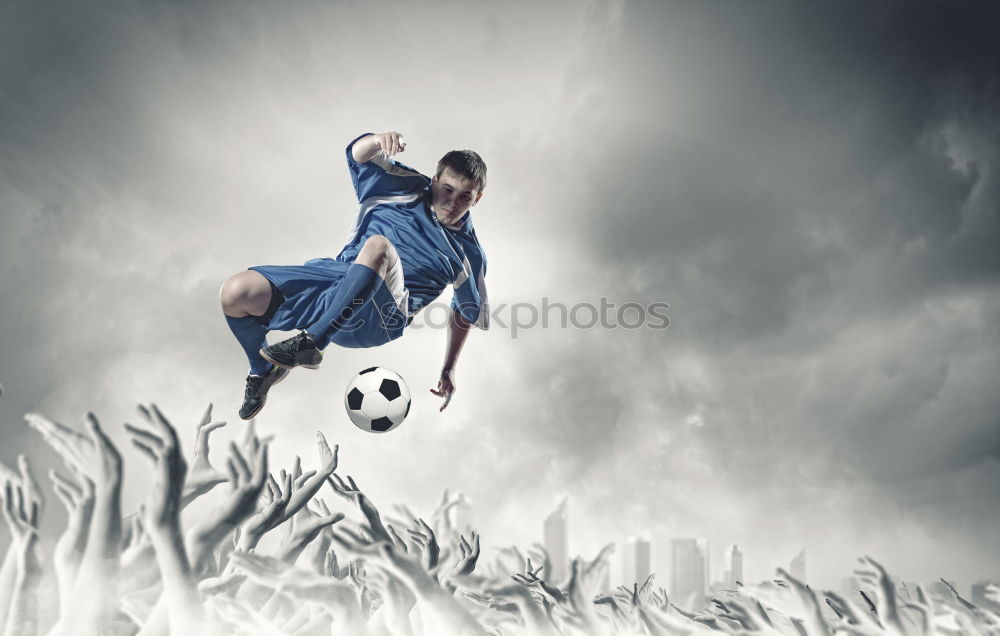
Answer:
[
  {"xmin": 2, "ymin": 479, "xmax": 41, "ymax": 582},
  {"xmin": 372, "ymin": 131, "xmax": 406, "ymax": 158},
  {"xmin": 451, "ymin": 532, "xmax": 481, "ymax": 577},
  {"xmin": 236, "ymin": 470, "xmax": 292, "ymax": 551},
  {"xmin": 275, "ymin": 498, "xmax": 344, "ymax": 564},
  {"xmin": 126, "ymin": 404, "xmax": 207, "ymax": 635},
  {"xmin": 274, "ymin": 433, "xmax": 337, "ymax": 528},
  {"xmin": 49, "ymin": 469, "xmax": 95, "ymax": 605},
  {"xmin": 325, "ymin": 545, "xmax": 351, "ymax": 580},
  {"xmin": 512, "ymin": 557, "xmax": 564, "ymax": 604},
  {"xmin": 31, "ymin": 412, "xmax": 124, "ymax": 636},
  {"xmin": 775, "ymin": 566, "xmax": 832, "ymax": 636},
  {"xmin": 465, "ymin": 578, "xmax": 556, "ymax": 636},
  {"xmin": 187, "ymin": 441, "xmax": 268, "ymax": 575},
  {"xmin": 1, "ymin": 477, "xmax": 42, "ymax": 636},
  {"xmin": 125, "ymin": 404, "xmax": 188, "ymax": 531},
  {"xmin": 182, "ymin": 403, "xmax": 228, "ymax": 507},
  {"xmin": 824, "ymin": 590, "xmax": 887, "ymax": 636},
  {"xmin": 407, "ymin": 517, "xmax": 441, "ymax": 572},
  {"xmin": 852, "ymin": 556, "xmax": 906, "ymax": 635},
  {"xmin": 15, "ymin": 456, "xmax": 44, "ymax": 521},
  {"xmin": 328, "ymin": 473, "xmax": 391, "ymax": 542},
  {"xmin": 26, "ymin": 412, "xmax": 123, "ymax": 491},
  {"xmin": 429, "ymin": 369, "xmax": 455, "ymax": 412}
]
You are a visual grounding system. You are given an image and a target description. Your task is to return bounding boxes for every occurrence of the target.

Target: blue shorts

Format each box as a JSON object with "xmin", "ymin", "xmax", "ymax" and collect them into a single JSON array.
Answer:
[{"xmin": 249, "ymin": 257, "xmax": 409, "ymax": 349}]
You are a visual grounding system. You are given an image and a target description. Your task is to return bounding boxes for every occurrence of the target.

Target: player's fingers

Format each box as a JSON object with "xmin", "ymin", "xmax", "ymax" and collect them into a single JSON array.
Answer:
[{"xmin": 440, "ymin": 392, "xmax": 453, "ymax": 412}]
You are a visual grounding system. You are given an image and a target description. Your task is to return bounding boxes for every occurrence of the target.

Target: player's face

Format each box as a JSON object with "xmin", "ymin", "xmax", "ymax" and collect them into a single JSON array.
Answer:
[{"xmin": 431, "ymin": 168, "xmax": 483, "ymax": 224}]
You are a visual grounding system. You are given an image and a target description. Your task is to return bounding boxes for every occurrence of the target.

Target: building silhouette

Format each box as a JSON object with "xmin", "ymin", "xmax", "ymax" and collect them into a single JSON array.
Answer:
[
  {"xmin": 622, "ymin": 537, "xmax": 652, "ymax": 587},
  {"xmin": 724, "ymin": 544, "xmax": 743, "ymax": 588},
  {"xmin": 670, "ymin": 538, "xmax": 708, "ymax": 609},
  {"xmin": 543, "ymin": 499, "xmax": 569, "ymax": 583},
  {"xmin": 971, "ymin": 581, "xmax": 1000, "ymax": 613}
]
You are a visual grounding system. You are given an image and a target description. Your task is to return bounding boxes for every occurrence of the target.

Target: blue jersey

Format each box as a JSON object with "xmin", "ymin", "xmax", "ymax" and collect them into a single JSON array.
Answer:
[{"xmin": 336, "ymin": 133, "xmax": 490, "ymax": 330}]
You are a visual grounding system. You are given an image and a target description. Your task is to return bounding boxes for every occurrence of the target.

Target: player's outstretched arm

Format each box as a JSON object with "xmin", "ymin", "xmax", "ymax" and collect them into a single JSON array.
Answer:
[
  {"xmin": 430, "ymin": 309, "xmax": 472, "ymax": 412},
  {"xmin": 352, "ymin": 131, "xmax": 406, "ymax": 163}
]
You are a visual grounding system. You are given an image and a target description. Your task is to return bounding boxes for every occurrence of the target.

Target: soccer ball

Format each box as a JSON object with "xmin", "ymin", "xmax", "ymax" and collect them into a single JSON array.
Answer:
[{"xmin": 344, "ymin": 367, "xmax": 411, "ymax": 433}]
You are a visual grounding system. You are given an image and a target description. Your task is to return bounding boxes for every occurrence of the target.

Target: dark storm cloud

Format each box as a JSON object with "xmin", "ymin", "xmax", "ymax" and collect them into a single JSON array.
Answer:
[
  {"xmin": 478, "ymin": 0, "xmax": 1000, "ymax": 580},
  {"xmin": 563, "ymin": 1, "xmax": 1000, "ymax": 343}
]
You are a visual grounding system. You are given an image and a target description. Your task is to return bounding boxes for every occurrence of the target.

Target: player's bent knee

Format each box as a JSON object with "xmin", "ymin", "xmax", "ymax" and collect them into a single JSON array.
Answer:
[
  {"xmin": 359, "ymin": 235, "xmax": 396, "ymax": 272},
  {"xmin": 221, "ymin": 271, "xmax": 271, "ymax": 315}
]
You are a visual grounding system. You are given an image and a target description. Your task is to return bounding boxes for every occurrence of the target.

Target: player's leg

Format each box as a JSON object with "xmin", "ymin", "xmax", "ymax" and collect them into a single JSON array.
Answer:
[
  {"xmin": 220, "ymin": 270, "xmax": 289, "ymax": 419},
  {"xmin": 260, "ymin": 235, "xmax": 400, "ymax": 369}
]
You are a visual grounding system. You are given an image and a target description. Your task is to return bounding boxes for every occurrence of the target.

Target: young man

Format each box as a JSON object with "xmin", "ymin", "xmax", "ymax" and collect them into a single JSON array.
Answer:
[{"xmin": 220, "ymin": 131, "xmax": 490, "ymax": 419}]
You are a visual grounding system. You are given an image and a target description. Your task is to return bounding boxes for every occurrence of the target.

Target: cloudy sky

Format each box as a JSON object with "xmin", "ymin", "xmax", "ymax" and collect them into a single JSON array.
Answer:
[{"xmin": 2, "ymin": 0, "xmax": 998, "ymax": 590}]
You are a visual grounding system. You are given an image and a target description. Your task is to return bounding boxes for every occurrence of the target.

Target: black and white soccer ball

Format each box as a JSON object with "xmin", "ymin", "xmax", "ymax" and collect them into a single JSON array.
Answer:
[{"xmin": 344, "ymin": 367, "xmax": 411, "ymax": 433}]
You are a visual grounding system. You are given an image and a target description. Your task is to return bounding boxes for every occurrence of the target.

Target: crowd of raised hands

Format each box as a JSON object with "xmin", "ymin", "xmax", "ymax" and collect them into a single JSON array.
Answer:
[{"xmin": 1, "ymin": 406, "xmax": 998, "ymax": 636}]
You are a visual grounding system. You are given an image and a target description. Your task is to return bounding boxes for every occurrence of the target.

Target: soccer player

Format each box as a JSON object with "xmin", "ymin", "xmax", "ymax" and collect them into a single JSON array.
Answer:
[{"xmin": 219, "ymin": 132, "xmax": 490, "ymax": 420}]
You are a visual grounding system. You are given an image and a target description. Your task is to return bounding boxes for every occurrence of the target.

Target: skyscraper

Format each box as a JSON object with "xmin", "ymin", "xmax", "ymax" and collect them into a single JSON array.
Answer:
[
  {"xmin": 670, "ymin": 538, "xmax": 708, "ymax": 609},
  {"xmin": 543, "ymin": 499, "xmax": 568, "ymax": 583},
  {"xmin": 724, "ymin": 544, "xmax": 743, "ymax": 588},
  {"xmin": 622, "ymin": 537, "xmax": 652, "ymax": 587},
  {"xmin": 971, "ymin": 581, "xmax": 1000, "ymax": 613}
]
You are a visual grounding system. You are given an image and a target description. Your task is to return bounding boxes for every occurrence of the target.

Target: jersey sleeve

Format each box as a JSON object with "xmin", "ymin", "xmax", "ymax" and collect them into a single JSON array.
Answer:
[
  {"xmin": 346, "ymin": 133, "xmax": 431, "ymax": 202},
  {"xmin": 450, "ymin": 234, "xmax": 490, "ymax": 330}
]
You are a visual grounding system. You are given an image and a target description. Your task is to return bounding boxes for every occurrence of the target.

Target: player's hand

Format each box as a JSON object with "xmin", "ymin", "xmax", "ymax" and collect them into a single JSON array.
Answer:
[
  {"xmin": 373, "ymin": 131, "xmax": 406, "ymax": 157},
  {"xmin": 429, "ymin": 369, "xmax": 455, "ymax": 411}
]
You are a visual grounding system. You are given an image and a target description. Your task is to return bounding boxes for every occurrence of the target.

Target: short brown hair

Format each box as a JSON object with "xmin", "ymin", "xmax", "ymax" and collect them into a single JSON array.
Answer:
[{"xmin": 436, "ymin": 150, "xmax": 487, "ymax": 192}]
